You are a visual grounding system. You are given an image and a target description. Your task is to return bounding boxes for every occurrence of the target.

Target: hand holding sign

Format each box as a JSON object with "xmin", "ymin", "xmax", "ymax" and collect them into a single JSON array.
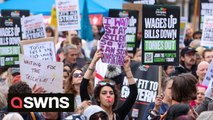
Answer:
[{"xmin": 92, "ymin": 49, "xmax": 103, "ymax": 64}]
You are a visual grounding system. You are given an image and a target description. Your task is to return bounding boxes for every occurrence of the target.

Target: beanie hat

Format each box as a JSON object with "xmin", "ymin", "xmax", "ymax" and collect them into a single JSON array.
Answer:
[{"xmin": 83, "ymin": 105, "xmax": 106, "ymax": 119}]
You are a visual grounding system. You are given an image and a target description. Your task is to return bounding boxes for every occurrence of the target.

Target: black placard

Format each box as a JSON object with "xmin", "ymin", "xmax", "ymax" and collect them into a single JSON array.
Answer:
[
  {"xmin": 142, "ymin": 5, "xmax": 180, "ymax": 65},
  {"xmin": 0, "ymin": 17, "xmax": 22, "ymax": 67},
  {"xmin": 109, "ymin": 9, "xmax": 139, "ymax": 54},
  {"xmin": 1, "ymin": 9, "xmax": 30, "ymax": 17}
]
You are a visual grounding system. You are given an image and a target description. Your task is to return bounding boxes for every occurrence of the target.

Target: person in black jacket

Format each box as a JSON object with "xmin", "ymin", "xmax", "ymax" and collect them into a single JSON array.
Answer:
[
  {"xmin": 80, "ymin": 49, "xmax": 138, "ymax": 120},
  {"xmin": 170, "ymin": 47, "xmax": 197, "ymax": 77}
]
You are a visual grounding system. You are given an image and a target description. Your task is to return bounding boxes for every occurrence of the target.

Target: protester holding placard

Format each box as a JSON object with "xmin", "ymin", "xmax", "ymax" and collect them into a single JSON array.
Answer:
[
  {"xmin": 143, "ymin": 77, "xmax": 173, "ymax": 120},
  {"xmin": 80, "ymin": 49, "xmax": 137, "ymax": 120}
]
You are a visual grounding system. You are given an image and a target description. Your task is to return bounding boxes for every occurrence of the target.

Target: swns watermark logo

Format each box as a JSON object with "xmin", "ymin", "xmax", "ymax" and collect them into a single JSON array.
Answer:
[{"xmin": 8, "ymin": 94, "xmax": 74, "ymax": 112}]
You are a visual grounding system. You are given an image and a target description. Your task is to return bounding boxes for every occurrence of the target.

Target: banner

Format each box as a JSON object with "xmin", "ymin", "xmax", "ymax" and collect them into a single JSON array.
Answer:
[
  {"xmin": 1, "ymin": 9, "xmax": 30, "ymax": 17},
  {"xmin": 55, "ymin": 0, "xmax": 80, "ymax": 31},
  {"xmin": 179, "ymin": 17, "xmax": 187, "ymax": 48},
  {"xmin": 109, "ymin": 9, "xmax": 139, "ymax": 53},
  {"xmin": 142, "ymin": 5, "xmax": 180, "ymax": 65},
  {"xmin": 0, "ymin": 17, "xmax": 21, "ymax": 67},
  {"xmin": 201, "ymin": 16, "xmax": 213, "ymax": 47},
  {"xmin": 19, "ymin": 54, "xmax": 63, "ymax": 93},
  {"xmin": 20, "ymin": 38, "xmax": 56, "ymax": 61},
  {"xmin": 200, "ymin": 0, "xmax": 213, "ymax": 29},
  {"xmin": 118, "ymin": 61, "xmax": 159, "ymax": 119},
  {"xmin": 100, "ymin": 17, "xmax": 129, "ymax": 66},
  {"xmin": 21, "ymin": 14, "xmax": 47, "ymax": 40}
]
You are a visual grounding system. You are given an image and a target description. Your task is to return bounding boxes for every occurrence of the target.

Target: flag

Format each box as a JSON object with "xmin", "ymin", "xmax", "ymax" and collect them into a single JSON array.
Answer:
[{"xmin": 80, "ymin": 0, "xmax": 93, "ymax": 42}]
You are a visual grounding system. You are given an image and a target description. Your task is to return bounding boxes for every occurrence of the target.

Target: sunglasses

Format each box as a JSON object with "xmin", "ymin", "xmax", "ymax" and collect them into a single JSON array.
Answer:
[
  {"xmin": 90, "ymin": 112, "xmax": 108, "ymax": 120},
  {"xmin": 73, "ymin": 73, "xmax": 84, "ymax": 78},
  {"xmin": 98, "ymin": 81, "xmax": 115, "ymax": 86}
]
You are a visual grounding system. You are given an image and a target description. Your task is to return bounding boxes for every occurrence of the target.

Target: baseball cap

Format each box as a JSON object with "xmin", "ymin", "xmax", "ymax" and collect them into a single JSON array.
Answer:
[{"xmin": 181, "ymin": 47, "xmax": 197, "ymax": 56}]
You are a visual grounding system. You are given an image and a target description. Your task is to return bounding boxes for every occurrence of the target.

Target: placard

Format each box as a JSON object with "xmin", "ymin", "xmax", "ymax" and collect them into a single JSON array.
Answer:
[
  {"xmin": 1, "ymin": 9, "xmax": 30, "ymax": 17},
  {"xmin": 19, "ymin": 54, "xmax": 63, "ymax": 93},
  {"xmin": 119, "ymin": 61, "xmax": 159, "ymax": 119},
  {"xmin": 202, "ymin": 60, "xmax": 213, "ymax": 86},
  {"xmin": 142, "ymin": 5, "xmax": 180, "ymax": 65},
  {"xmin": 0, "ymin": 17, "xmax": 21, "ymax": 67},
  {"xmin": 123, "ymin": 3, "xmax": 142, "ymax": 33},
  {"xmin": 21, "ymin": 14, "xmax": 47, "ymax": 40},
  {"xmin": 20, "ymin": 38, "xmax": 56, "ymax": 61},
  {"xmin": 179, "ymin": 17, "xmax": 187, "ymax": 48},
  {"xmin": 200, "ymin": 0, "xmax": 213, "ymax": 29},
  {"xmin": 55, "ymin": 0, "xmax": 80, "ymax": 31},
  {"xmin": 109, "ymin": 9, "xmax": 139, "ymax": 53},
  {"xmin": 201, "ymin": 16, "xmax": 213, "ymax": 47},
  {"xmin": 100, "ymin": 17, "xmax": 129, "ymax": 66}
]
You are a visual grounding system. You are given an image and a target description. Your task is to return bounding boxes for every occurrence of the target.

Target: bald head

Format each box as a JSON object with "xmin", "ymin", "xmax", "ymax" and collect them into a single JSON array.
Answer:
[{"xmin": 196, "ymin": 61, "xmax": 209, "ymax": 82}]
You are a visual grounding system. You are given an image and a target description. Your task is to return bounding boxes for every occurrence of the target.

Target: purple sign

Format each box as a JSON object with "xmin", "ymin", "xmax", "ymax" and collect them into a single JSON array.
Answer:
[{"xmin": 100, "ymin": 17, "xmax": 129, "ymax": 66}]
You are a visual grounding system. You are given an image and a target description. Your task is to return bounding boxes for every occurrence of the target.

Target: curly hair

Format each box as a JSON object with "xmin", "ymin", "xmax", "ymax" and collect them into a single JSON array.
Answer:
[{"xmin": 94, "ymin": 81, "xmax": 118, "ymax": 110}]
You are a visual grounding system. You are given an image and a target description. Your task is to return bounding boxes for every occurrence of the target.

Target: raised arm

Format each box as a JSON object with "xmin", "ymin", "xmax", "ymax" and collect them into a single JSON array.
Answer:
[
  {"xmin": 80, "ymin": 49, "xmax": 103, "ymax": 101},
  {"xmin": 116, "ymin": 55, "xmax": 138, "ymax": 119}
]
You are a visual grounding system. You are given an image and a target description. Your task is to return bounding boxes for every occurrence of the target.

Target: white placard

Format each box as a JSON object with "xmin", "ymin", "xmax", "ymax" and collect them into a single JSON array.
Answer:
[
  {"xmin": 21, "ymin": 14, "xmax": 47, "ymax": 40},
  {"xmin": 179, "ymin": 17, "xmax": 187, "ymax": 48},
  {"xmin": 55, "ymin": 0, "xmax": 80, "ymax": 31},
  {"xmin": 201, "ymin": 16, "xmax": 213, "ymax": 47},
  {"xmin": 19, "ymin": 54, "xmax": 63, "ymax": 93},
  {"xmin": 20, "ymin": 38, "xmax": 56, "ymax": 61},
  {"xmin": 202, "ymin": 60, "xmax": 213, "ymax": 87}
]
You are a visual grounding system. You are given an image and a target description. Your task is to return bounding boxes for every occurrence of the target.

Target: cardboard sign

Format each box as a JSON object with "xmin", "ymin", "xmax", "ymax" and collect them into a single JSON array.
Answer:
[
  {"xmin": 179, "ymin": 17, "xmax": 187, "ymax": 48},
  {"xmin": 19, "ymin": 54, "xmax": 63, "ymax": 93},
  {"xmin": 0, "ymin": 17, "xmax": 21, "ymax": 67},
  {"xmin": 201, "ymin": 16, "xmax": 213, "ymax": 47},
  {"xmin": 200, "ymin": 0, "xmax": 213, "ymax": 29},
  {"xmin": 100, "ymin": 17, "xmax": 129, "ymax": 66},
  {"xmin": 123, "ymin": 3, "xmax": 142, "ymax": 33},
  {"xmin": 55, "ymin": 0, "xmax": 80, "ymax": 31},
  {"xmin": 21, "ymin": 14, "xmax": 47, "ymax": 40},
  {"xmin": 20, "ymin": 38, "xmax": 56, "ymax": 61},
  {"xmin": 1, "ymin": 9, "xmax": 30, "ymax": 17},
  {"xmin": 142, "ymin": 5, "xmax": 180, "ymax": 65},
  {"xmin": 109, "ymin": 9, "xmax": 139, "ymax": 53}
]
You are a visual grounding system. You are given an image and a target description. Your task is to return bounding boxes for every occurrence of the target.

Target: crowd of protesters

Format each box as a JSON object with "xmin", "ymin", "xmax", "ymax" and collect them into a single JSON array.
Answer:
[{"xmin": 0, "ymin": 20, "xmax": 213, "ymax": 120}]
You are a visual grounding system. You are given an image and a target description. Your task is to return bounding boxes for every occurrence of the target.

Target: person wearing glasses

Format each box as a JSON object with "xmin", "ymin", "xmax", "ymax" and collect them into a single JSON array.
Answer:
[
  {"xmin": 80, "ymin": 49, "xmax": 138, "ymax": 120},
  {"xmin": 64, "ymin": 68, "xmax": 93, "ymax": 109}
]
